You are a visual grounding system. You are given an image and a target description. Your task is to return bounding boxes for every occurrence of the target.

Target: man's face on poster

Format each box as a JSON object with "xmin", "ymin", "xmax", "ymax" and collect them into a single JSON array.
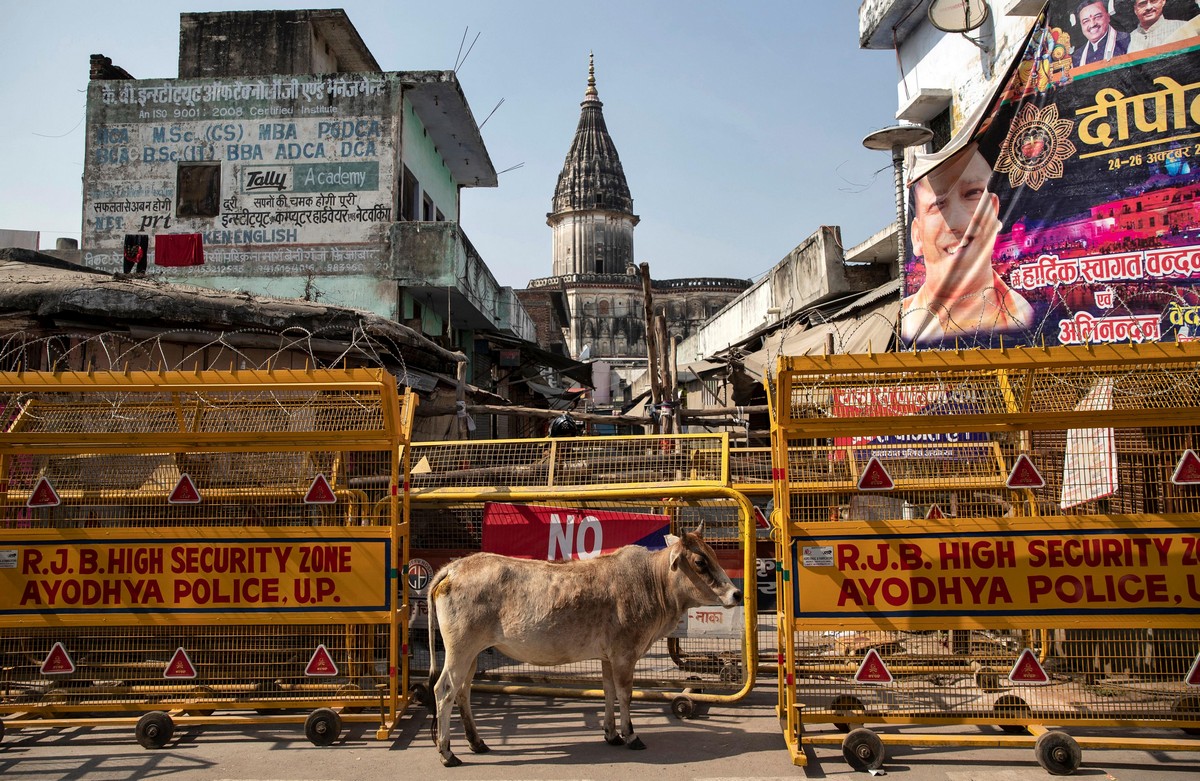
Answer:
[
  {"xmin": 1134, "ymin": 0, "xmax": 1166, "ymax": 28},
  {"xmin": 1079, "ymin": 2, "xmax": 1112, "ymax": 44},
  {"xmin": 910, "ymin": 146, "xmax": 998, "ymax": 273}
]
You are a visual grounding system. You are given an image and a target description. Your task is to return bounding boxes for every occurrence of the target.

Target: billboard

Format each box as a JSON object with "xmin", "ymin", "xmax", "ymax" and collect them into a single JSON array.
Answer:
[{"xmin": 903, "ymin": 1, "xmax": 1200, "ymax": 349}]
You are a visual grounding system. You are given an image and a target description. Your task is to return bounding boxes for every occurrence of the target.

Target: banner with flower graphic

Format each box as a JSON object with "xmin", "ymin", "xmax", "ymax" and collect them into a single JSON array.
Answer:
[{"xmin": 902, "ymin": 0, "xmax": 1200, "ymax": 349}]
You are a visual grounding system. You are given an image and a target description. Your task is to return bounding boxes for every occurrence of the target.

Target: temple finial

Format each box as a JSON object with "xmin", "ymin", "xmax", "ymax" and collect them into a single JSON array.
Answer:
[{"xmin": 585, "ymin": 52, "xmax": 598, "ymax": 100}]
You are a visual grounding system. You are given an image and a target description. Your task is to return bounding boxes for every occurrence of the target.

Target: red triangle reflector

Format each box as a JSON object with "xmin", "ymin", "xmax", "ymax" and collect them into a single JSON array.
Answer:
[
  {"xmin": 1172, "ymin": 450, "xmax": 1200, "ymax": 485},
  {"xmin": 164, "ymin": 647, "xmax": 198, "ymax": 679},
  {"xmin": 1006, "ymin": 454, "xmax": 1045, "ymax": 489},
  {"xmin": 752, "ymin": 506, "xmax": 770, "ymax": 529},
  {"xmin": 41, "ymin": 642, "xmax": 75, "ymax": 675},
  {"xmin": 854, "ymin": 648, "xmax": 894, "ymax": 684},
  {"xmin": 168, "ymin": 473, "xmax": 202, "ymax": 504},
  {"xmin": 305, "ymin": 644, "xmax": 339, "ymax": 677},
  {"xmin": 857, "ymin": 457, "xmax": 895, "ymax": 491},
  {"xmin": 1186, "ymin": 652, "xmax": 1200, "ymax": 687},
  {"xmin": 1009, "ymin": 648, "xmax": 1051, "ymax": 684},
  {"xmin": 304, "ymin": 473, "xmax": 337, "ymax": 504},
  {"xmin": 926, "ymin": 503, "xmax": 946, "ymax": 520},
  {"xmin": 27, "ymin": 477, "xmax": 61, "ymax": 508}
]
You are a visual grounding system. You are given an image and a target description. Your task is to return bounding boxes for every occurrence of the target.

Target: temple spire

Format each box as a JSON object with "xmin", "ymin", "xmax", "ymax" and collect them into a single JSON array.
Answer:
[{"xmin": 585, "ymin": 52, "xmax": 598, "ymax": 102}]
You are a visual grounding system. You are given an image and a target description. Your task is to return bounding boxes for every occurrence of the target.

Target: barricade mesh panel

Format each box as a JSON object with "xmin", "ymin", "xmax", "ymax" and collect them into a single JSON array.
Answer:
[
  {"xmin": 0, "ymin": 370, "xmax": 409, "ymax": 727},
  {"xmin": 771, "ymin": 345, "xmax": 1200, "ymax": 732}
]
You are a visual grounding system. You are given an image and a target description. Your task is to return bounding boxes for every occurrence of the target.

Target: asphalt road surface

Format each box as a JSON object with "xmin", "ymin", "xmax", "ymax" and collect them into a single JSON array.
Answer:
[{"xmin": 1, "ymin": 686, "xmax": 1197, "ymax": 780}]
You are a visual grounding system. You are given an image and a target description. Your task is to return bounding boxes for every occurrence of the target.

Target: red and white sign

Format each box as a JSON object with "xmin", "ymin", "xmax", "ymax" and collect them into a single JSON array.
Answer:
[
  {"xmin": 305, "ymin": 644, "xmax": 339, "ymax": 677},
  {"xmin": 752, "ymin": 505, "xmax": 771, "ymax": 530},
  {"xmin": 1186, "ymin": 652, "xmax": 1200, "ymax": 687},
  {"xmin": 1009, "ymin": 648, "xmax": 1051, "ymax": 684},
  {"xmin": 41, "ymin": 642, "xmax": 75, "ymax": 675},
  {"xmin": 164, "ymin": 647, "xmax": 198, "ymax": 679},
  {"xmin": 926, "ymin": 503, "xmax": 946, "ymax": 520},
  {"xmin": 1006, "ymin": 454, "xmax": 1045, "ymax": 489},
  {"xmin": 857, "ymin": 457, "xmax": 895, "ymax": 491},
  {"xmin": 168, "ymin": 473, "xmax": 202, "ymax": 504},
  {"xmin": 304, "ymin": 473, "xmax": 337, "ymax": 504},
  {"xmin": 853, "ymin": 648, "xmax": 893, "ymax": 684},
  {"xmin": 27, "ymin": 477, "xmax": 61, "ymax": 508},
  {"xmin": 482, "ymin": 502, "xmax": 669, "ymax": 561},
  {"xmin": 1172, "ymin": 450, "xmax": 1200, "ymax": 485}
]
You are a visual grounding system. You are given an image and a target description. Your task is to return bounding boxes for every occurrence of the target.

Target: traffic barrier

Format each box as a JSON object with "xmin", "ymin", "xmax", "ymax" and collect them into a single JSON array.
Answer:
[
  {"xmin": 769, "ymin": 343, "xmax": 1200, "ymax": 774},
  {"xmin": 0, "ymin": 369, "xmax": 414, "ymax": 747},
  {"xmin": 408, "ymin": 433, "xmax": 757, "ymax": 718}
]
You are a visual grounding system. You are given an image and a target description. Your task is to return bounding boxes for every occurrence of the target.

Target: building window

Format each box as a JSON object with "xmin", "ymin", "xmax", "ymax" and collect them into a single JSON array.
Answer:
[
  {"xmin": 423, "ymin": 194, "xmax": 435, "ymax": 221},
  {"xmin": 927, "ymin": 106, "xmax": 952, "ymax": 153},
  {"xmin": 176, "ymin": 164, "xmax": 221, "ymax": 217},
  {"xmin": 401, "ymin": 166, "xmax": 420, "ymax": 221}
]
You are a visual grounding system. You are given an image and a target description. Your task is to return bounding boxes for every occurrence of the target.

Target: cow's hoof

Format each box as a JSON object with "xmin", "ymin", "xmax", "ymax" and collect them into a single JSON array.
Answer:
[
  {"xmin": 469, "ymin": 739, "xmax": 491, "ymax": 754},
  {"xmin": 441, "ymin": 753, "xmax": 463, "ymax": 768},
  {"xmin": 627, "ymin": 736, "xmax": 646, "ymax": 750},
  {"xmin": 605, "ymin": 735, "xmax": 625, "ymax": 746}
]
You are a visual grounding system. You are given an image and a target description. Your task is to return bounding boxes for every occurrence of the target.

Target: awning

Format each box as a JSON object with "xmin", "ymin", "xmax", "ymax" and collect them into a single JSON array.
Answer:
[
  {"xmin": 482, "ymin": 331, "xmax": 593, "ymax": 387},
  {"xmin": 742, "ymin": 299, "xmax": 898, "ymax": 380}
]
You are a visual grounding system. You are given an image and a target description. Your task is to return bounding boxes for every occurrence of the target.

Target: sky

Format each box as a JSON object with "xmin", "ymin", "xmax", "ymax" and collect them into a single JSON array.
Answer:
[{"xmin": 0, "ymin": 0, "xmax": 901, "ymax": 289}]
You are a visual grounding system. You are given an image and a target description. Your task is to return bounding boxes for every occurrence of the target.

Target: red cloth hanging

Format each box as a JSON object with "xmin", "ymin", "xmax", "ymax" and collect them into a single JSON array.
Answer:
[{"xmin": 154, "ymin": 233, "xmax": 205, "ymax": 267}]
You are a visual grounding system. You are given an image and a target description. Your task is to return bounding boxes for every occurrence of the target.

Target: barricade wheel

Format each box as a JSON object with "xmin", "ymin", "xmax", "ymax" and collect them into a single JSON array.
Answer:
[
  {"xmin": 1175, "ymin": 695, "xmax": 1200, "ymax": 736},
  {"xmin": 409, "ymin": 682, "xmax": 432, "ymax": 709},
  {"xmin": 336, "ymin": 683, "xmax": 364, "ymax": 715},
  {"xmin": 841, "ymin": 727, "xmax": 884, "ymax": 772},
  {"xmin": 185, "ymin": 685, "xmax": 217, "ymax": 716},
  {"xmin": 670, "ymin": 695, "xmax": 697, "ymax": 720},
  {"xmin": 305, "ymin": 708, "xmax": 342, "ymax": 746},
  {"xmin": 1035, "ymin": 730, "xmax": 1081, "ymax": 776},
  {"xmin": 994, "ymin": 694, "xmax": 1031, "ymax": 735},
  {"xmin": 0, "ymin": 718, "xmax": 5, "ymax": 743},
  {"xmin": 135, "ymin": 711, "xmax": 174, "ymax": 750},
  {"xmin": 831, "ymin": 695, "xmax": 866, "ymax": 733}
]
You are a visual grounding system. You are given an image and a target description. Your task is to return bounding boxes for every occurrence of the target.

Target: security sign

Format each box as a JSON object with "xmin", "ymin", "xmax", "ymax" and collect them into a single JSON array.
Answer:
[
  {"xmin": 168, "ymin": 473, "xmax": 202, "ymax": 504},
  {"xmin": 1006, "ymin": 454, "xmax": 1045, "ymax": 489},
  {"xmin": 304, "ymin": 473, "xmax": 337, "ymax": 504},
  {"xmin": 27, "ymin": 477, "xmax": 61, "ymax": 508},
  {"xmin": 1009, "ymin": 648, "xmax": 1051, "ymax": 684},
  {"xmin": 164, "ymin": 647, "xmax": 198, "ymax": 679},
  {"xmin": 857, "ymin": 457, "xmax": 895, "ymax": 491},
  {"xmin": 853, "ymin": 648, "xmax": 894, "ymax": 684},
  {"xmin": 1171, "ymin": 450, "xmax": 1200, "ymax": 485},
  {"xmin": 1186, "ymin": 652, "xmax": 1200, "ymax": 687},
  {"xmin": 41, "ymin": 642, "xmax": 75, "ymax": 675},
  {"xmin": 305, "ymin": 644, "xmax": 339, "ymax": 677}
]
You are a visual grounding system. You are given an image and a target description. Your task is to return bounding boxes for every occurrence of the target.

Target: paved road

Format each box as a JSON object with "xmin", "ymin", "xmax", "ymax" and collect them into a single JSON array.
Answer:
[{"xmin": 1, "ymin": 686, "xmax": 1197, "ymax": 780}]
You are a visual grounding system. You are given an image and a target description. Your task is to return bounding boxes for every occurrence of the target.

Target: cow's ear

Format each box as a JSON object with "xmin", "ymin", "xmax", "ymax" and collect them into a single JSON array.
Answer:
[{"xmin": 665, "ymin": 534, "xmax": 681, "ymax": 570}]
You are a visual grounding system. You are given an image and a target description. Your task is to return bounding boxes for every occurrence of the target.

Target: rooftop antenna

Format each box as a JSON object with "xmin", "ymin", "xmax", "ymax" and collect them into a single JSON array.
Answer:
[{"xmin": 454, "ymin": 27, "xmax": 481, "ymax": 73}]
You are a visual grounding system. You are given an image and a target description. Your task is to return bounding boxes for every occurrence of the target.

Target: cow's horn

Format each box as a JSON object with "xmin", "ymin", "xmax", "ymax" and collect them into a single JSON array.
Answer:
[{"xmin": 692, "ymin": 521, "xmax": 704, "ymax": 538}]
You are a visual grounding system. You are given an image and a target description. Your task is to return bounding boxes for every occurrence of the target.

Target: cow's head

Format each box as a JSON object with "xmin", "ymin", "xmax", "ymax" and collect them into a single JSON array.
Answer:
[{"xmin": 665, "ymin": 523, "xmax": 743, "ymax": 608}]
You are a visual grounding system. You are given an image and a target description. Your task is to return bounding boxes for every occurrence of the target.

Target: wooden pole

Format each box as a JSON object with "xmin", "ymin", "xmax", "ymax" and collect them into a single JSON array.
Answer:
[{"xmin": 639, "ymin": 262, "xmax": 662, "ymax": 433}]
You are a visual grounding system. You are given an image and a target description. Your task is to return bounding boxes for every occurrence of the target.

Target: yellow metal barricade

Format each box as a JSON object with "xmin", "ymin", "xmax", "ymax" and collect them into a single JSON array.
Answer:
[
  {"xmin": 0, "ymin": 369, "xmax": 415, "ymax": 747},
  {"xmin": 770, "ymin": 344, "xmax": 1200, "ymax": 774},
  {"xmin": 409, "ymin": 434, "xmax": 757, "ymax": 717}
]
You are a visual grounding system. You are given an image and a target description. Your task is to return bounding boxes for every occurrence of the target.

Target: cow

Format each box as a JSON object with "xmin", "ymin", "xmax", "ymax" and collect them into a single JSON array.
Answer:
[{"xmin": 426, "ymin": 525, "xmax": 742, "ymax": 767}]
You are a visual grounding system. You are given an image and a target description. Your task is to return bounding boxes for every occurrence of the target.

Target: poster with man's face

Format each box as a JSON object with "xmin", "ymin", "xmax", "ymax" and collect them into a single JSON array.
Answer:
[{"xmin": 902, "ymin": 0, "xmax": 1200, "ymax": 349}]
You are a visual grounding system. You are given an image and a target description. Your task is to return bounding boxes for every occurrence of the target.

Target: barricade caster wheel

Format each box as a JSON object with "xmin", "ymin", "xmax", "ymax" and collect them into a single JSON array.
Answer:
[
  {"xmin": 670, "ymin": 695, "xmax": 697, "ymax": 720},
  {"xmin": 831, "ymin": 694, "xmax": 866, "ymax": 733},
  {"xmin": 0, "ymin": 718, "xmax": 5, "ymax": 744},
  {"xmin": 305, "ymin": 707, "xmax": 342, "ymax": 746},
  {"xmin": 841, "ymin": 727, "xmax": 884, "ymax": 772},
  {"xmin": 409, "ymin": 682, "xmax": 431, "ymax": 709},
  {"xmin": 994, "ymin": 694, "xmax": 1031, "ymax": 735},
  {"xmin": 1035, "ymin": 730, "xmax": 1081, "ymax": 776},
  {"xmin": 135, "ymin": 711, "xmax": 174, "ymax": 750}
]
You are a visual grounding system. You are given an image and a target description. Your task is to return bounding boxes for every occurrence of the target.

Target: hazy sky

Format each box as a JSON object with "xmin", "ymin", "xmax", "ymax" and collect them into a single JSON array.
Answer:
[{"xmin": 0, "ymin": 1, "xmax": 901, "ymax": 289}]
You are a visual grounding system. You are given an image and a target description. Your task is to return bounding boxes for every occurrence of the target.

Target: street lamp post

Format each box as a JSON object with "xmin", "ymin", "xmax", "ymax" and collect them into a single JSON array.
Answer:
[{"xmin": 863, "ymin": 125, "xmax": 935, "ymax": 342}]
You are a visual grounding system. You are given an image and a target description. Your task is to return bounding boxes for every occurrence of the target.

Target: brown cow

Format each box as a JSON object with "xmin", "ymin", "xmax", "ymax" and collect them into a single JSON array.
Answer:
[{"xmin": 426, "ymin": 526, "xmax": 742, "ymax": 767}]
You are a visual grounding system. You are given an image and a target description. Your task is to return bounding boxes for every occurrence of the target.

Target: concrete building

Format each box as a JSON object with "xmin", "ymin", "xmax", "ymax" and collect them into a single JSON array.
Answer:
[
  {"xmin": 519, "ymin": 57, "xmax": 750, "ymax": 405},
  {"xmin": 80, "ymin": 9, "xmax": 574, "ymax": 436}
]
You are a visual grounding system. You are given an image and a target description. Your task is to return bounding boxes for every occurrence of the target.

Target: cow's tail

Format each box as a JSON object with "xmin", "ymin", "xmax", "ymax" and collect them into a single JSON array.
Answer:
[{"xmin": 424, "ymin": 566, "xmax": 450, "ymax": 709}]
